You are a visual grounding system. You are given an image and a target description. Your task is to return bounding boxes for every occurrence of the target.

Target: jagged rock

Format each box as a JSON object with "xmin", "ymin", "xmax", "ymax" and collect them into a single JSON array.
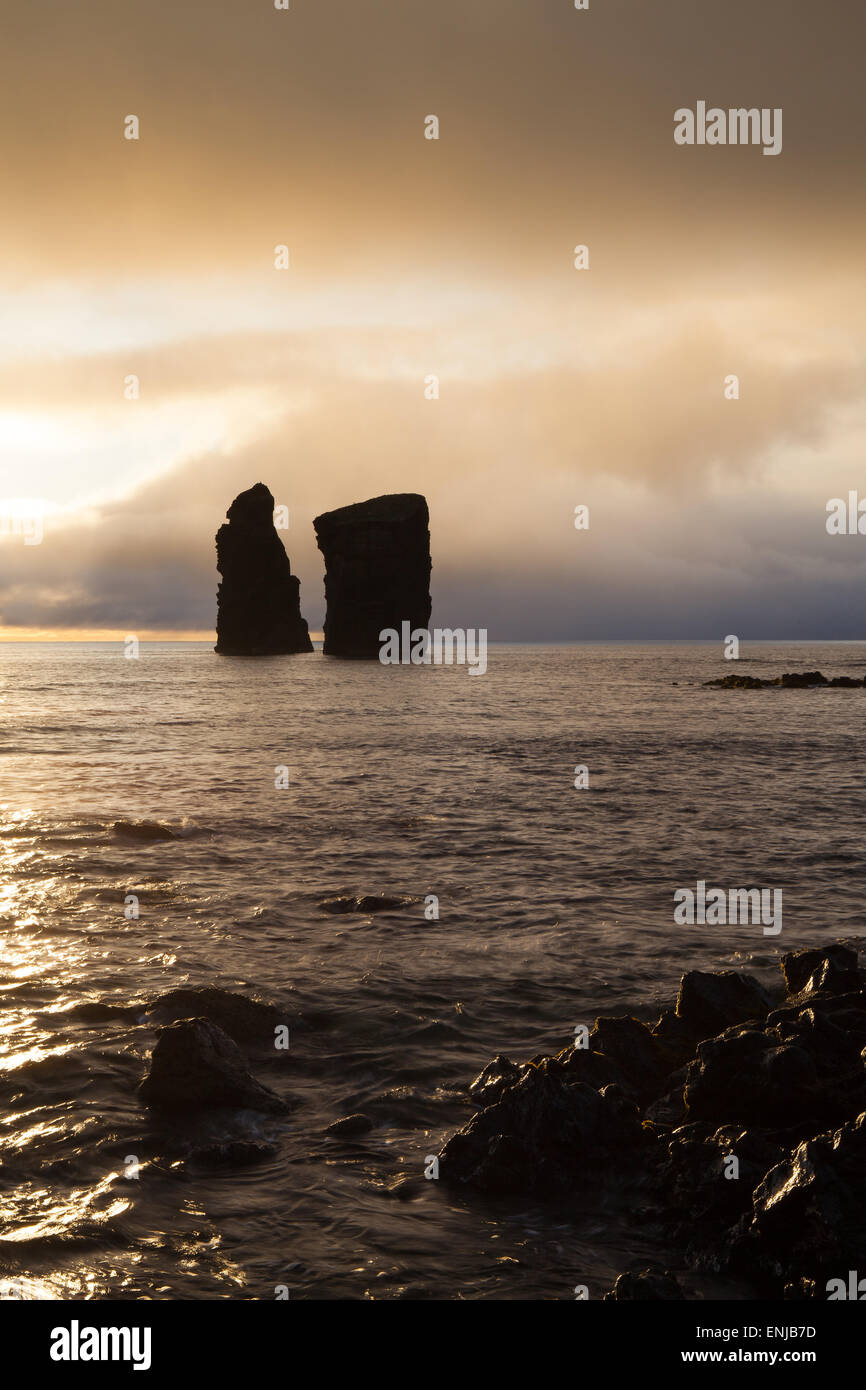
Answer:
[
  {"xmin": 139, "ymin": 1017, "xmax": 289, "ymax": 1114},
  {"xmin": 736, "ymin": 1112, "xmax": 866, "ymax": 1280},
  {"xmin": 554, "ymin": 1045, "xmax": 623, "ymax": 1091},
  {"xmin": 659, "ymin": 1122, "xmax": 786, "ymax": 1247},
  {"xmin": 706, "ymin": 670, "xmax": 866, "ymax": 689},
  {"xmin": 438, "ymin": 1067, "xmax": 647, "ymax": 1194},
  {"xmin": 684, "ymin": 1025, "xmax": 820, "ymax": 1128},
  {"xmin": 675, "ymin": 970, "xmax": 773, "ymax": 1036},
  {"xmin": 145, "ymin": 987, "xmax": 284, "ymax": 1046},
  {"xmin": 468, "ymin": 1056, "xmax": 524, "ymax": 1109},
  {"xmin": 318, "ymin": 893, "xmax": 413, "ymax": 915},
  {"xmin": 215, "ymin": 482, "xmax": 313, "ymax": 655},
  {"xmin": 603, "ymin": 1268, "xmax": 686, "ymax": 1300},
  {"xmin": 588, "ymin": 1016, "xmax": 675, "ymax": 1103},
  {"xmin": 780, "ymin": 943, "xmax": 858, "ymax": 996},
  {"xmin": 325, "ymin": 1113, "xmax": 374, "ymax": 1138},
  {"xmin": 314, "ymin": 493, "xmax": 431, "ymax": 659}
]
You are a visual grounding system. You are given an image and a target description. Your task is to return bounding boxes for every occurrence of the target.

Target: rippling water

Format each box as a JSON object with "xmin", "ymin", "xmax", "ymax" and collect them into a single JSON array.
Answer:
[{"xmin": 1, "ymin": 639, "xmax": 864, "ymax": 1300}]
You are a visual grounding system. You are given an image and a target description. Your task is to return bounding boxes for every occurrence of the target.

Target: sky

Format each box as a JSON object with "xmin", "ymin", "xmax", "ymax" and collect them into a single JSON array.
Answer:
[{"xmin": 0, "ymin": 0, "xmax": 864, "ymax": 640}]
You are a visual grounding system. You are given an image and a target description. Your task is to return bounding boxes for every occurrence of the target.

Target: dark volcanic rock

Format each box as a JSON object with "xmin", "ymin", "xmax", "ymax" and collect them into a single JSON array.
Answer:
[
  {"xmin": 706, "ymin": 670, "xmax": 866, "ymax": 689},
  {"xmin": 735, "ymin": 1111, "xmax": 866, "ymax": 1280},
  {"xmin": 675, "ymin": 970, "xmax": 773, "ymax": 1036},
  {"xmin": 438, "ymin": 1066, "xmax": 647, "ymax": 1194},
  {"xmin": 468, "ymin": 1055, "xmax": 525, "ymax": 1109},
  {"xmin": 139, "ymin": 1017, "xmax": 288, "ymax": 1114},
  {"xmin": 215, "ymin": 482, "xmax": 313, "ymax": 655},
  {"xmin": 780, "ymin": 943, "xmax": 859, "ymax": 996},
  {"xmin": 318, "ymin": 893, "xmax": 413, "ymax": 915},
  {"xmin": 684, "ymin": 1025, "xmax": 821, "ymax": 1129},
  {"xmin": 325, "ymin": 1113, "xmax": 374, "ymax": 1138},
  {"xmin": 588, "ymin": 1015, "xmax": 675, "ymax": 1103},
  {"xmin": 145, "ymin": 987, "xmax": 284, "ymax": 1046},
  {"xmin": 603, "ymin": 1268, "xmax": 685, "ymax": 1300},
  {"xmin": 313, "ymin": 493, "xmax": 431, "ymax": 659}
]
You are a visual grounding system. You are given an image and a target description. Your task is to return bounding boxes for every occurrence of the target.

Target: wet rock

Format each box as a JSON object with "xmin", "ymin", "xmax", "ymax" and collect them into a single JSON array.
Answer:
[
  {"xmin": 736, "ymin": 1111, "xmax": 866, "ymax": 1280},
  {"xmin": 588, "ymin": 1015, "xmax": 676, "ymax": 1103},
  {"xmin": 215, "ymin": 482, "xmax": 313, "ymax": 655},
  {"xmin": 438, "ymin": 1067, "xmax": 648, "ymax": 1195},
  {"xmin": 145, "ymin": 987, "xmax": 285, "ymax": 1045},
  {"xmin": 314, "ymin": 493, "xmax": 431, "ymax": 659},
  {"xmin": 468, "ymin": 1055, "xmax": 524, "ymax": 1109},
  {"xmin": 554, "ymin": 1045, "xmax": 623, "ymax": 1092},
  {"xmin": 783, "ymin": 1278, "xmax": 818, "ymax": 1299},
  {"xmin": 139, "ymin": 1018, "xmax": 289, "ymax": 1114},
  {"xmin": 675, "ymin": 970, "xmax": 773, "ymax": 1036},
  {"xmin": 195, "ymin": 1139, "xmax": 279, "ymax": 1167},
  {"xmin": 318, "ymin": 893, "xmax": 413, "ymax": 915},
  {"xmin": 659, "ymin": 1122, "xmax": 786, "ymax": 1249},
  {"xmin": 113, "ymin": 820, "xmax": 177, "ymax": 841},
  {"xmin": 325, "ymin": 1113, "xmax": 374, "ymax": 1138},
  {"xmin": 706, "ymin": 670, "xmax": 865, "ymax": 689},
  {"xmin": 780, "ymin": 943, "xmax": 858, "ymax": 997},
  {"xmin": 684, "ymin": 1025, "xmax": 820, "ymax": 1128},
  {"xmin": 603, "ymin": 1268, "xmax": 686, "ymax": 1300}
]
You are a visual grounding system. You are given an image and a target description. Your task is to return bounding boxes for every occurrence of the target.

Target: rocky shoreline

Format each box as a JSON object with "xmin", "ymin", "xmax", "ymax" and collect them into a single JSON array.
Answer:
[
  {"xmin": 436, "ymin": 940, "xmax": 866, "ymax": 1299},
  {"xmin": 129, "ymin": 940, "xmax": 866, "ymax": 1298},
  {"xmin": 706, "ymin": 670, "xmax": 866, "ymax": 689}
]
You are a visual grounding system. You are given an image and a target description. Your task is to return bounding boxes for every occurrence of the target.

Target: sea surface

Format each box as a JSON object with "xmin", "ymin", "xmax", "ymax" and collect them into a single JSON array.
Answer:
[{"xmin": 0, "ymin": 639, "xmax": 864, "ymax": 1301}]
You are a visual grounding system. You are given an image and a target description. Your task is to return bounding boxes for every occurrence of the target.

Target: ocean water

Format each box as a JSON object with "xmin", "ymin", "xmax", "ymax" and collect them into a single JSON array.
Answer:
[{"xmin": 0, "ymin": 639, "xmax": 864, "ymax": 1301}]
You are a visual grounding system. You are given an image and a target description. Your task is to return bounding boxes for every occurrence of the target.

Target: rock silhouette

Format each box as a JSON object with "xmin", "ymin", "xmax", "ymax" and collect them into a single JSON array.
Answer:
[
  {"xmin": 313, "ymin": 493, "xmax": 432, "ymax": 658},
  {"xmin": 436, "ymin": 939, "xmax": 866, "ymax": 1296},
  {"xmin": 139, "ymin": 1017, "xmax": 288, "ymax": 1114},
  {"xmin": 215, "ymin": 482, "xmax": 312, "ymax": 655}
]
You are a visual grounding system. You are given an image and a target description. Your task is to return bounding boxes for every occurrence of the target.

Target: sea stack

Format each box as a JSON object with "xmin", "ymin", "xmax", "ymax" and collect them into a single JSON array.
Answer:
[
  {"xmin": 215, "ymin": 483, "xmax": 313, "ymax": 655},
  {"xmin": 313, "ymin": 493, "xmax": 432, "ymax": 658}
]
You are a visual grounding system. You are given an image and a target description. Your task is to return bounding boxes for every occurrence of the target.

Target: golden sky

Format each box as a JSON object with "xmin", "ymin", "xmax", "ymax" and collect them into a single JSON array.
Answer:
[{"xmin": 1, "ymin": 0, "xmax": 865, "ymax": 639}]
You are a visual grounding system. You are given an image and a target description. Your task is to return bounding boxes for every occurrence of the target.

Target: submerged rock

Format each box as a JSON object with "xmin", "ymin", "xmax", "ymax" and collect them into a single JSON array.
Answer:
[
  {"xmin": 706, "ymin": 670, "xmax": 866, "ymax": 689},
  {"xmin": 215, "ymin": 482, "xmax": 313, "ymax": 655},
  {"xmin": 603, "ymin": 1268, "xmax": 685, "ymax": 1300},
  {"xmin": 145, "ymin": 987, "xmax": 284, "ymax": 1045},
  {"xmin": 313, "ymin": 493, "xmax": 432, "ymax": 659},
  {"xmin": 113, "ymin": 819, "xmax": 178, "ymax": 841},
  {"xmin": 318, "ymin": 893, "xmax": 413, "ymax": 915},
  {"xmin": 325, "ymin": 1113, "xmax": 374, "ymax": 1138},
  {"xmin": 139, "ymin": 1017, "xmax": 288, "ymax": 1114}
]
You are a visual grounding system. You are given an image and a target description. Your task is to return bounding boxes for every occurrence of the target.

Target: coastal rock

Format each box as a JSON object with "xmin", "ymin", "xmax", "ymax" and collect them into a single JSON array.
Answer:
[
  {"xmin": 318, "ymin": 893, "xmax": 413, "ymax": 915},
  {"xmin": 684, "ymin": 1025, "xmax": 819, "ymax": 1128},
  {"xmin": 113, "ymin": 819, "xmax": 178, "ymax": 841},
  {"xmin": 313, "ymin": 493, "xmax": 432, "ymax": 659},
  {"xmin": 468, "ymin": 1055, "xmax": 524, "ymax": 1109},
  {"xmin": 139, "ymin": 1017, "xmax": 288, "ymax": 1114},
  {"xmin": 438, "ymin": 1067, "xmax": 647, "ymax": 1194},
  {"xmin": 675, "ymin": 970, "xmax": 773, "ymax": 1036},
  {"xmin": 587, "ymin": 1016, "xmax": 674, "ymax": 1103},
  {"xmin": 736, "ymin": 1112, "xmax": 866, "ymax": 1279},
  {"xmin": 145, "ymin": 987, "xmax": 284, "ymax": 1046},
  {"xmin": 780, "ymin": 943, "xmax": 859, "ymax": 997},
  {"xmin": 603, "ymin": 1268, "xmax": 685, "ymax": 1300},
  {"xmin": 706, "ymin": 670, "xmax": 866, "ymax": 690},
  {"xmin": 215, "ymin": 482, "xmax": 313, "ymax": 655},
  {"xmin": 325, "ymin": 1113, "xmax": 374, "ymax": 1138}
]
